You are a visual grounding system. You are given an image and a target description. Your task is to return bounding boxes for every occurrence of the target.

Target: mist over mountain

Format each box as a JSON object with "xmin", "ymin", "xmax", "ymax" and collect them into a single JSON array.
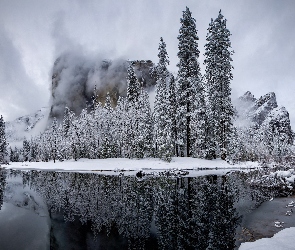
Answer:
[{"xmin": 50, "ymin": 52, "xmax": 157, "ymax": 120}]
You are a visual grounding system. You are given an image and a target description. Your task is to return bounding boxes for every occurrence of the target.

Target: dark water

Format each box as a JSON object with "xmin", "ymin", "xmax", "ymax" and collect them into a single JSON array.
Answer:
[{"xmin": 0, "ymin": 169, "xmax": 278, "ymax": 250}]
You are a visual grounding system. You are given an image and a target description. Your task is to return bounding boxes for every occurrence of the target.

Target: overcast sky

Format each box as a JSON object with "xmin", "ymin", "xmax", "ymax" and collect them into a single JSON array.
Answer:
[{"xmin": 0, "ymin": 0, "xmax": 295, "ymax": 126}]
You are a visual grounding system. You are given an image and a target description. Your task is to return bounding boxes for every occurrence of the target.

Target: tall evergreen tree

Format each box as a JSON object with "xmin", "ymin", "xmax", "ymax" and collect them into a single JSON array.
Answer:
[
  {"xmin": 125, "ymin": 64, "xmax": 142, "ymax": 158},
  {"xmin": 154, "ymin": 37, "xmax": 173, "ymax": 161},
  {"xmin": 23, "ymin": 138, "xmax": 30, "ymax": 161},
  {"xmin": 190, "ymin": 78, "xmax": 207, "ymax": 158},
  {"xmin": 126, "ymin": 64, "xmax": 140, "ymax": 105},
  {"xmin": 167, "ymin": 75, "xmax": 177, "ymax": 156},
  {"xmin": 62, "ymin": 107, "xmax": 73, "ymax": 138},
  {"xmin": 204, "ymin": 10, "xmax": 234, "ymax": 160},
  {"xmin": 49, "ymin": 118, "xmax": 61, "ymax": 163},
  {"xmin": 99, "ymin": 93, "xmax": 118, "ymax": 158},
  {"xmin": 0, "ymin": 115, "xmax": 7, "ymax": 163},
  {"xmin": 114, "ymin": 96, "xmax": 127, "ymax": 157},
  {"xmin": 137, "ymin": 88, "xmax": 153, "ymax": 158},
  {"xmin": 176, "ymin": 7, "xmax": 202, "ymax": 157}
]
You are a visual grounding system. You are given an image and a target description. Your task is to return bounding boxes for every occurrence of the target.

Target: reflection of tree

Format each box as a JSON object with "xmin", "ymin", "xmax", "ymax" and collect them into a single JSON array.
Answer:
[
  {"xmin": 17, "ymin": 170, "xmax": 272, "ymax": 249},
  {"xmin": 0, "ymin": 170, "xmax": 6, "ymax": 210},
  {"xmin": 153, "ymin": 175, "xmax": 240, "ymax": 249},
  {"xmin": 153, "ymin": 177, "xmax": 178, "ymax": 249}
]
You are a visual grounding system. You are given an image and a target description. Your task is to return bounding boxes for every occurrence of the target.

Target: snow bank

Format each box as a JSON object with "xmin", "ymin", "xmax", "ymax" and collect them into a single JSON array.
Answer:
[
  {"xmin": 270, "ymin": 169, "xmax": 295, "ymax": 184},
  {"xmin": 3, "ymin": 157, "xmax": 259, "ymax": 173},
  {"xmin": 239, "ymin": 227, "xmax": 295, "ymax": 250}
]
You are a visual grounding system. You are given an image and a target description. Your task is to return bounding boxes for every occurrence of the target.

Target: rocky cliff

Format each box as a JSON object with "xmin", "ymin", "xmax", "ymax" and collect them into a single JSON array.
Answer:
[
  {"xmin": 50, "ymin": 53, "xmax": 157, "ymax": 120},
  {"xmin": 235, "ymin": 91, "xmax": 293, "ymax": 144}
]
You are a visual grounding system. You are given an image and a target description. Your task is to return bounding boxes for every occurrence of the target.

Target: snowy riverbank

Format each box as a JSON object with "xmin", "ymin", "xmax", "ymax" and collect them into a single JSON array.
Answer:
[
  {"xmin": 239, "ymin": 227, "xmax": 295, "ymax": 250},
  {"xmin": 2, "ymin": 157, "xmax": 259, "ymax": 174}
]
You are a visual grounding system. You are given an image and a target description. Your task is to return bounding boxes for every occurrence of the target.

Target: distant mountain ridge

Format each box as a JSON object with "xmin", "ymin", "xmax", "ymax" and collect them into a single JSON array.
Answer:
[
  {"xmin": 5, "ymin": 107, "xmax": 49, "ymax": 143},
  {"xmin": 235, "ymin": 91, "xmax": 293, "ymax": 144}
]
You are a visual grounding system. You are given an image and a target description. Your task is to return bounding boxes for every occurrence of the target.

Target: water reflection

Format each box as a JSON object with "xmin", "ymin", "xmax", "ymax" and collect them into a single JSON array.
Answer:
[
  {"xmin": 0, "ymin": 169, "xmax": 5, "ymax": 210},
  {"xmin": 0, "ymin": 169, "xmax": 278, "ymax": 249}
]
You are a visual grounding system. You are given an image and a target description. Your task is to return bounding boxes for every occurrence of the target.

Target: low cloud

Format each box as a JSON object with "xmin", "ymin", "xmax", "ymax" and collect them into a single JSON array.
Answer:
[{"xmin": 0, "ymin": 28, "xmax": 48, "ymax": 121}]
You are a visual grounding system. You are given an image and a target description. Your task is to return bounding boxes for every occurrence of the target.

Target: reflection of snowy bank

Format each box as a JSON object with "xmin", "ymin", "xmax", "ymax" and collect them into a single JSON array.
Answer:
[{"xmin": 239, "ymin": 227, "xmax": 295, "ymax": 250}]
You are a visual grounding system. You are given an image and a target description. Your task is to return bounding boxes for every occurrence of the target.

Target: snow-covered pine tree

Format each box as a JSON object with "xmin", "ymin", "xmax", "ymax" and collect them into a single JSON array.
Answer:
[
  {"xmin": 0, "ymin": 115, "xmax": 7, "ymax": 163},
  {"xmin": 79, "ymin": 109, "xmax": 89, "ymax": 158},
  {"xmin": 167, "ymin": 74, "xmax": 177, "ymax": 156},
  {"xmin": 23, "ymin": 138, "xmax": 30, "ymax": 161},
  {"xmin": 137, "ymin": 87, "xmax": 153, "ymax": 158},
  {"xmin": 61, "ymin": 107, "xmax": 75, "ymax": 159},
  {"xmin": 190, "ymin": 77, "xmax": 207, "ymax": 158},
  {"xmin": 49, "ymin": 118, "xmax": 61, "ymax": 163},
  {"xmin": 227, "ymin": 127, "xmax": 246, "ymax": 163},
  {"xmin": 9, "ymin": 147, "xmax": 20, "ymax": 162},
  {"xmin": 29, "ymin": 137, "xmax": 38, "ymax": 161},
  {"xmin": 69, "ymin": 117, "xmax": 81, "ymax": 161},
  {"xmin": 204, "ymin": 10, "xmax": 234, "ymax": 160},
  {"xmin": 93, "ymin": 99, "xmax": 105, "ymax": 159},
  {"xmin": 114, "ymin": 96, "xmax": 127, "ymax": 157},
  {"xmin": 125, "ymin": 64, "xmax": 141, "ymax": 158},
  {"xmin": 63, "ymin": 107, "xmax": 73, "ymax": 138},
  {"xmin": 153, "ymin": 37, "xmax": 173, "ymax": 161},
  {"xmin": 99, "ymin": 93, "xmax": 118, "ymax": 158},
  {"xmin": 86, "ymin": 109, "xmax": 99, "ymax": 159},
  {"xmin": 126, "ymin": 64, "xmax": 140, "ymax": 105},
  {"xmin": 176, "ymin": 7, "xmax": 202, "ymax": 157}
]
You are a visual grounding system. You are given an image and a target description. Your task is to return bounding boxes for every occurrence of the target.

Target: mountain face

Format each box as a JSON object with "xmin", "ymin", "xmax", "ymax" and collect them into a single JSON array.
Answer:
[
  {"xmin": 235, "ymin": 91, "xmax": 293, "ymax": 144},
  {"xmin": 50, "ymin": 53, "xmax": 157, "ymax": 121},
  {"xmin": 5, "ymin": 107, "xmax": 49, "ymax": 144}
]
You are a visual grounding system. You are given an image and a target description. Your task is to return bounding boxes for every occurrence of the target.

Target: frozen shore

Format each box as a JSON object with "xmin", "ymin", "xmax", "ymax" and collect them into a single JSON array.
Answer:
[{"xmin": 2, "ymin": 157, "xmax": 260, "ymax": 176}]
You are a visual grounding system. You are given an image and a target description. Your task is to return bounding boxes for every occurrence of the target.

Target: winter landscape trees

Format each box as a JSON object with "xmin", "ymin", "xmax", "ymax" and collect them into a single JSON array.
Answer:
[
  {"xmin": 3, "ymin": 7, "xmax": 294, "ymax": 164},
  {"xmin": 176, "ymin": 7, "xmax": 202, "ymax": 158},
  {"xmin": 0, "ymin": 116, "xmax": 7, "ymax": 164},
  {"xmin": 205, "ymin": 10, "xmax": 234, "ymax": 160}
]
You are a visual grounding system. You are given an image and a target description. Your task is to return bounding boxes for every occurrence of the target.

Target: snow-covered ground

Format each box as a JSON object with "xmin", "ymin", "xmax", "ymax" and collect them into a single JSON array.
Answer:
[
  {"xmin": 3, "ymin": 157, "xmax": 259, "ymax": 175},
  {"xmin": 239, "ymin": 227, "xmax": 295, "ymax": 250}
]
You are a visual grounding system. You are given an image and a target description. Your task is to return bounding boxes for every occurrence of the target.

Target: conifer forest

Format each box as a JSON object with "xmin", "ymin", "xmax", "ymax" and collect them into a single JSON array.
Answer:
[
  {"xmin": 1, "ymin": 8, "xmax": 294, "ymax": 165},
  {"xmin": 1, "ymin": 4, "xmax": 295, "ymax": 250}
]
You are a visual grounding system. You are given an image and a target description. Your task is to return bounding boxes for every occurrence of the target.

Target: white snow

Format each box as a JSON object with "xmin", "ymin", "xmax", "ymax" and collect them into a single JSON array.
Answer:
[
  {"xmin": 3, "ymin": 157, "xmax": 259, "ymax": 174},
  {"xmin": 239, "ymin": 227, "xmax": 295, "ymax": 250},
  {"xmin": 273, "ymin": 170, "xmax": 292, "ymax": 178},
  {"xmin": 270, "ymin": 169, "xmax": 295, "ymax": 183}
]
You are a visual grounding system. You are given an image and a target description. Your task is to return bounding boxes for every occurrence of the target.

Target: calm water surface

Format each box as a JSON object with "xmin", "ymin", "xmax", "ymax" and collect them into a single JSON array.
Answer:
[{"xmin": 0, "ymin": 169, "xmax": 277, "ymax": 250}]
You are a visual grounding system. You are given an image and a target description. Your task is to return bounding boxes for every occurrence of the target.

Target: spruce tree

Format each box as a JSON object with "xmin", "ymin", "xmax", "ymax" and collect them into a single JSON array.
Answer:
[
  {"xmin": 63, "ymin": 107, "xmax": 73, "ymax": 138},
  {"xmin": 125, "ymin": 65, "xmax": 141, "ymax": 158},
  {"xmin": 115, "ymin": 96, "xmax": 127, "ymax": 157},
  {"xmin": 0, "ymin": 116, "xmax": 7, "ymax": 163},
  {"xmin": 176, "ymin": 6, "xmax": 202, "ymax": 157},
  {"xmin": 23, "ymin": 138, "xmax": 30, "ymax": 161},
  {"xmin": 126, "ymin": 64, "xmax": 140, "ymax": 105},
  {"xmin": 205, "ymin": 10, "xmax": 234, "ymax": 160},
  {"xmin": 153, "ymin": 37, "xmax": 173, "ymax": 161},
  {"xmin": 167, "ymin": 75, "xmax": 177, "ymax": 156},
  {"xmin": 99, "ymin": 93, "xmax": 118, "ymax": 158},
  {"xmin": 137, "ymin": 88, "xmax": 153, "ymax": 158},
  {"xmin": 49, "ymin": 118, "xmax": 60, "ymax": 163},
  {"xmin": 190, "ymin": 78, "xmax": 207, "ymax": 158}
]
